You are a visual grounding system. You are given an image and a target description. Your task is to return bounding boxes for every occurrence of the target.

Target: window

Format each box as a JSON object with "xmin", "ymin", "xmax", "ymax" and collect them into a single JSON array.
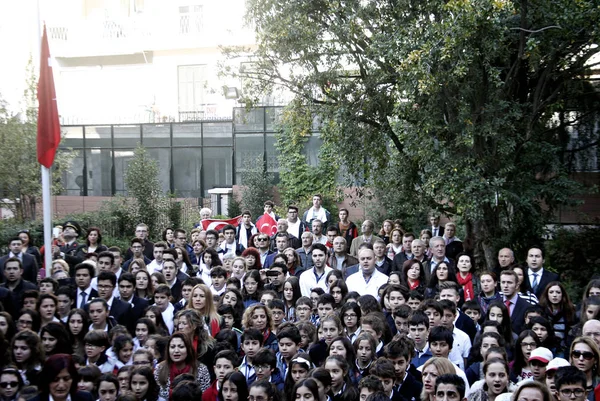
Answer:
[
  {"xmin": 179, "ymin": 5, "xmax": 204, "ymax": 35},
  {"xmin": 178, "ymin": 65, "xmax": 207, "ymax": 113}
]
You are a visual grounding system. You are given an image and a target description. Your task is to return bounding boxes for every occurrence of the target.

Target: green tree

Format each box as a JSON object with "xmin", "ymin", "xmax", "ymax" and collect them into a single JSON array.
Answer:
[
  {"xmin": 239, "ymin": 156, "xmax": 275, "ymax": 219},
  {"xmin": 225, "ymin": 0, "xmax": 600, "ymax": 269},
  {"xmin": 124, "ymin": 145, "xmax": 169, "ymax": 237},
  {"xmin": 0, "ymin": 61, "xmax": 75, "ymax": 222}
]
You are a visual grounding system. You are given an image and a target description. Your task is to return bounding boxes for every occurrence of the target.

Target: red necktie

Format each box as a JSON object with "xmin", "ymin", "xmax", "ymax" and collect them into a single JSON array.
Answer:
[{"xmin": 505, "ymin": 299, "xmax": 511, "ymax": 316}]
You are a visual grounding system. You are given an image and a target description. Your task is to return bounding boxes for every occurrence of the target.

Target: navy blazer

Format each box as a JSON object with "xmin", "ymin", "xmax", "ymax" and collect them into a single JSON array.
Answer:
[
  {"xmin": 510, "ymin": 295, "xmax": 530, "ymax": 335},
  {"xmin": 528, "ymin": 268, "xmax": 560, "ymax": 298}
]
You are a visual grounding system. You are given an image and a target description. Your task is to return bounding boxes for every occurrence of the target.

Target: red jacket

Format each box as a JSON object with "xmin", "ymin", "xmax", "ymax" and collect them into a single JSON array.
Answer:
[{"xmin": 202, "ymin": 381, "xmax": 218, "ymax": 401}]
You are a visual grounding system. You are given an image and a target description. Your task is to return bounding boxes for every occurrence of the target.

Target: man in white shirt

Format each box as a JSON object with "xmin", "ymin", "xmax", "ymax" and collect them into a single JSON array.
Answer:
[
  {"xmin": 286, "ymin": 205, "xmax": 308, "ymax": 240},
  {"xmin": 299, "ymin": 243, "xmax": 332, "ymax": 297},
  {"xmin": 439, "ymin": 299, "xmax": 471, "ymax": 371},
  {"xmin": 346, "ymin": 247, "xmax": 389, "ymax": 300},
  {"xmin": 147, "ymin": 241, "xmax": 167, "ymax": 274}
]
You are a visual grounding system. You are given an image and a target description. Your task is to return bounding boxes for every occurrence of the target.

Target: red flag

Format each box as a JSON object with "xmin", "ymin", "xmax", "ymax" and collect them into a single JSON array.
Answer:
[
  {"xmin": 37, "ymin": 25, "xmax": 61, "ymax": 168},
  {"xmin": 201, "ymin": 215, "xmax": 242, "ymax": 231},
  {"xmin": 256, "ymin": 213, "xmax": 277, "ymax": 235}
]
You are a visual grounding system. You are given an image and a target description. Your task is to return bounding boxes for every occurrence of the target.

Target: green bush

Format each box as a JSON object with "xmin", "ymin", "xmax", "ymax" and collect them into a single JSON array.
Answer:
[{"xmin": 546, "ymin": 226, "xmax": 600, "ymax": 301}]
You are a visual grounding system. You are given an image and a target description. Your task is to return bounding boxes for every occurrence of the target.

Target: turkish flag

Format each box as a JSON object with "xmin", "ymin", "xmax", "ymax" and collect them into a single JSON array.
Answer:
[
  {"xmin": 201, "ymin": 216, "xmax": 242, "ymax": 231},
  {"xmin": 37, "ymin": 25, "xmax": 61, "ymax": 168},
  {"xmin": 256, "ymin": 213, "xmax": 277, "ymax": 235}
]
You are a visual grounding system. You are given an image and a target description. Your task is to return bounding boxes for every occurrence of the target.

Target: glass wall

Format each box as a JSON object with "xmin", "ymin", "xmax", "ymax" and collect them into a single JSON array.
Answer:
[{"xmin": 59, "ymin": 107, "xmax": 316, "ymax": 198}]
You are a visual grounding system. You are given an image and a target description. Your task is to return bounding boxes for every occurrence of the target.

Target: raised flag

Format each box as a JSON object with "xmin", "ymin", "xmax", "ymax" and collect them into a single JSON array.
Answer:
[
  {"xmin": 256, "ymin": 213, "xmax": 277, "ymax": 235},
  {"xmin": 37, "ymin": 25, "xmax": 61, "ymax": 168},
  {"xmin": 201, "ymin": 216, "xmax": 242, "ymax": 231}
]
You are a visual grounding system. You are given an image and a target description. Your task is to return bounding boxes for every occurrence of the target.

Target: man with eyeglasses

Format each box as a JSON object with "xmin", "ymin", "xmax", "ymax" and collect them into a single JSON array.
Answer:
[
  {"xmin": 286, "ymin": 205, "xmax": 308, "ymax": 241},
  {"xmin": 582, "ymin": 320, "xmax": 600, "ymax": 348},
  {"xmin": 174, "ymin": 228, "xmax": 194, "ymax": 255},
  {"xmin": 124, "ymin": 223, "xmax": 154, "ymax": 261},
  {"xmin": 89, "ymin": 271, "xmax": 134, "ymax": 334},
  {"xmin": 554, "ymin": 366, "xmax": 589, "ymax": 401},
  {"xmin": 123, "ymin": 238, "xmax": 152, "ymax": 272}
]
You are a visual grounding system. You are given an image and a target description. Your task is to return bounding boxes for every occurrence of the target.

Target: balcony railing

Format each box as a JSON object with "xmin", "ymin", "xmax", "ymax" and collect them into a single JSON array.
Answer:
[{"xmin": 47, "ymin": 13, "xmax": 254, "ymax": 57}]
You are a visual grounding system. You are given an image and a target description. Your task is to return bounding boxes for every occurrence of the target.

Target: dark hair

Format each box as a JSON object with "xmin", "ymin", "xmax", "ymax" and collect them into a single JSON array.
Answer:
[
  {"xmin": 370, "ymin": 357, "xmax": 395, "ymax": 380},
  {"xmin": 292, "ymin": 378, "xmax": 320, "ymax": 401},
  {"xmin": 242, "ymin": 270, "xmax": 264, "ymax": 302},
  {"xmin": 86, "ymin": 228, "xmax": 103, "ymax": 246},
  {"xmin": 218, "ymin": 372, "xmax": 249, "ymax": 401},
  {"xmin": 129, "ymin": 366, "xmax": 158, "ymax": 401},
  {"xmin": 143, "ymin": 305, "xmax": 169, "ymax": 336},
  {"xmin": 428, "ymin": 326, "xmax": 454, "ymax": 349},
  {"xmin": 74, "ymin": 262, "xmax": 95, "ymax": 278},
  {"xmin": 527, "ymin": 316, "xmax": 559, "ymax": 349},
  {"xmin": 253, "ymin": 348, "xmax": 277, "ymax": 369},
  {"xmin": 241, "ymin": 328, "xmax": 264, "ymax": 345},
  {"xmin": 512, "ymin": 330, "xmax": 541, "ymax": 376},
  {"xmin": 385, "ymin": 338, "xmax": 414, "ymax": 360},
  {"xmin": 409, "ymin": 310, "xmax": 430, "ymax": 329},
  {"xmin": 466, "ymin": 331, "xmax": 505, "ymax": 366},
  {"xmin": 402, "ymin": 259, "xmax": 426, "ymax": 287},
  {"xmin": 172, "ymin": 381, "xmax": 202, "ymax": 401},
  {"xmin": 17, "ymin": 309, "xmax": 41, "ymax": 333},
  {"xmin": 97, "ymin": 271, "xmax": 117, "ymax": 287},
  {"xmin": 555, "ymin": 366, "xmax": 587, "ymax": 391},
  {"xmin": 215, "ymin": 329, "xmax": 240, "ymax": 352},
  {"xmin": 309, "ymin": 367, "xmax": 332, "ymax": 387},
  {"xmin": 340, "ymin": 302, "xmax": 362, "ymax": 330},
  {"xmin": 427, "ymin": 262, "xmax": 459, "ymax": 289},
  {"xmin": 39, "ymin": 354, "xmax": 79, "ymax": 397},
  {"xmin": 311, "ymin": 243, "xmax": 328, "ymax": 255},
  {"xmin": 277, "ymin": 325, "xmax": 302, "ymax": 344},
  {"xmin": 435, "ymin": 374, "xmax": 466, "ymax": 399},
  {"xmin": 40, "ymin": 322, "xmax": 72, "ymax": 355},
  {"xmin": 485, "ymin": 301, "xmax": 514, "ymax": 346},
  {"xmin": 358, "ymin": 375, "xmax": 384, "ymax": 392},
  {"xmin": 249, "ymin": 380, "xmax": 279, "ymax": 401},
  {"xmin": 327, "ymin": 336, "xmax": 356, "ymax": 368},
  {"xmin": 539, "ymin": 281, "xmax": 576, "ymax": 323},
  {"xmin": 358, "ymin": 295, "xmax": 381, "ymax": 314}
]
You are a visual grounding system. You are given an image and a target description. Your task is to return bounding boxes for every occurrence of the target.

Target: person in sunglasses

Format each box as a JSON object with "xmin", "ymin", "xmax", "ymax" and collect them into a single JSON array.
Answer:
[
  {"xmin": 555, "ymin": 366, "xmax": 589, "ymax": 401},
  {"xmin": 569, "ymin": 337, "xmax": 600, "ymax": 397},
  {"xmin": 0, "ymin": 366, "xmax": 23, "ymax": 401}
]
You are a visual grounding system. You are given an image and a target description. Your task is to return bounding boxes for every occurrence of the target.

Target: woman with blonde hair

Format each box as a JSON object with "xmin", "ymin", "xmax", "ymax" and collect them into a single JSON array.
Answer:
[
  {"xmin": 175, "ymin": 309, "xmax": 216, "ymax": 370},
  {"xmin": 421, "ymin": 357, "xmax": 456, "ymax": 401},
  {"xmin": 186, "ymin": 284, "xmax": 221, "ymax": 336},
  {"xmin": 50, "ymin": 259, "xmax": 70, "ymax": 278},
  {"xmin": 242, "ymin": 303, "xmax": 277, "ymax": 351},
  {"xmin": 569, "ymin": 336, "xmax": 600, "ymax": 393}
]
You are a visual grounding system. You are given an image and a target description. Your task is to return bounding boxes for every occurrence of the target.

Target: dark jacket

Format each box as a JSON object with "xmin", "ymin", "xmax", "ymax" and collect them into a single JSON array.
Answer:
[
  {"xmin": 396, "ymin": 371, "xmax": 423, "ymax": 401},
  {"xmin": 527, "ymin": 268, "xmax": 560, "ymax": 298},
  {"xmin": 1, "ymin": 279, "xmax": 38, "ymax": 311},
  {"xmin": 0, "ymin": 253, "xmax": 39, "ymax": 284},
  {"xmin": 124, "ymin": 239, "xmax": 154, "ymax": 261}
]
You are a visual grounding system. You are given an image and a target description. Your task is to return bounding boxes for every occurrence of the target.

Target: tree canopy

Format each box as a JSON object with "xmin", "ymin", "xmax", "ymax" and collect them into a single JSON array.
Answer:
[{"xmin": 224, "ymin": 0, "xmax": 600, "ymax": 268}]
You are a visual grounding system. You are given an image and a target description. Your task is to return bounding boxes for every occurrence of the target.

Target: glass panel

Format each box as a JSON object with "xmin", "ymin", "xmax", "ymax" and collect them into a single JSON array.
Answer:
[
  {"xmin": 86, "ymin": 148, "xmax": 113, "ymax": 196},
  {"xmin": 173, "ymin": 148, "xmax": 202, "ymax": 197},
  {"xmin": 143, "ymin": 124, "xmax": 171, "ymax": 147},
  {"xmin": 113, "ymin": 149, "xmax": 136, "ymax": 195},
  {"xmin": 146, "ymin": 148, "xmax": 171, "ymax": 193},
  {"xmin": 173, "ymin": 123, "xmax": 202, "ymax": 146},
  {"xmin": 203, "ymin": 122, "xmax": 233, "ymax": 146},
  {"xmin": 234, "ymin": 108, "xmax": 264, "ymax": 132},
  {"xmin": 203, "ymin": 147, "xmax": 232, "ymax": 196},
  {"xmin": 265, "ymin": 107, "xmax": 283, "ymax": 131},
  {"xmin": 265, "ymin": 134, "xmax": 280, "ymax": 184},
  {"xmin": 235, "ymin": 134, "xmax": 264, "ymax": 185},
  {"xmin": 60, "ymin": 150, "xmax": 84, "ymax": 195},
  {"xmin": 85, "ymin": 126, "xmax": 112, "ymax": 147},
  {"xmin": 61, "ymin": 126, "xmax": 84, "ymax": 147},
  {"xmin": 113, "ymin": 125, "xmax": 141, "ymax": 148},
  {"xmin": 304, "ymin": 134, "xmax": 322, "ymax": 166}
]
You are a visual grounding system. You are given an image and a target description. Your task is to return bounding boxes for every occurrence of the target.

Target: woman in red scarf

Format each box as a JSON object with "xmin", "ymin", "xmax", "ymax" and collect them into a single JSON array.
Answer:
[
  {"xmin": 154, "ymin": 332, "xmax": 210, "ymax": 401},
  {"xmin": 175, "ymin": 309, "xmax": 216, "ymax": 377},
  {"xmin": 456, "ymin": 253, "xmax": 479, "ymax": 301},
  {"xmin": 401, "ymin": 259, "xmax": 427, "ymax": 295}
]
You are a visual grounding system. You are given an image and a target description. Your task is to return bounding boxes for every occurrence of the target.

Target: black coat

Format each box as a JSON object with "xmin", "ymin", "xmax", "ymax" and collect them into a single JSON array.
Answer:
[
  {"xmin": 130, "ymin": 296, "xmax": 150, "ymax": 322},
  {"xmin": 509, "ymin": 295, "xmax": 530, "ymax": 335},
  {"xmin": 0, "ymin": 253, "xmax": 39, "ymax": 284},
  {"xmin": 124, "ymin": 239, "xmax": 154, "ymax": 261},
  {"xmin": 456, "ymin": 310, "xmax": 477, "ymax": 343},
  {"xmin": 396, "ymin": 371, "xmax": 423, "ymax": 401},
  {"xmin": 528, "ymin": 269, "xmax": 560, "ymax": 298}
]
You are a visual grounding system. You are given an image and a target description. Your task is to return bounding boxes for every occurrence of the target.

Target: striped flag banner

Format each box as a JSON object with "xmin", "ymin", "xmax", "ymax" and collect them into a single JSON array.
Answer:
[{"xmin": 201, "ymin": 216, "xmax": 242, "ymax": 231}]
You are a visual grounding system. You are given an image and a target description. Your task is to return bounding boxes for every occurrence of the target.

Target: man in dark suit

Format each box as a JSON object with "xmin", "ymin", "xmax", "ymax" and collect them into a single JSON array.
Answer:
[
  {"xmin": 264, "ymin": 232, "xmax": 290, "ymax": 269},
  {"xmin": 443, "ymin": 222, "xmax": 464, "ymax": 261},
  {"xmin": 392, "ymin": 232, "xmax": 416, "ymax": 271},
  {"xmin": 0, "ymin": 237, "xmax": 39, "ymax": 284},
  {"xmin": 374, "ymin": 239, "xmax": 394, "ymax": 275},
  {"xmin": 526, "ymin": 247, "xmax": 559, "ymax": 298},
  {"xmin": 0, "ymin": 258, "xmax": 37, "ymax": 312},
  {"xmin": 428, "ymin": 214, "xmax": 444, "ymax": 238},
  {"xmin": 94, "ymin": 271, "xmax": 133, "ymax": 332},
  {"xmin": 74, "ymin": 263, "xmax": 98, "ymax": 309},
  {"xmin": 124, "ymin": 223, "xmax": 154, "ymax": 261},
  {"xmin": 117, "ymin": 272, "xmax": 149, "ymax": 323},
  {"xmin": 500, "ymin": 270, "xmax": 529, "ymax": 334}
]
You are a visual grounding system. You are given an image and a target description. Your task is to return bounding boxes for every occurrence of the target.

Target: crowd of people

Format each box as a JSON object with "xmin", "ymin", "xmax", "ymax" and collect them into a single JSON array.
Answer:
[{"xmin": 0, "ymin": 194, "xmax": 598, "ymax": 401}]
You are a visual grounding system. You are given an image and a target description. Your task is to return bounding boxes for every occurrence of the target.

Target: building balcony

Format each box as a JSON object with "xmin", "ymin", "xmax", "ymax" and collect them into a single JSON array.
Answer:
[{"xmin": 46, "ymin": 13, "xmax": 255, "ymax": 58}]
